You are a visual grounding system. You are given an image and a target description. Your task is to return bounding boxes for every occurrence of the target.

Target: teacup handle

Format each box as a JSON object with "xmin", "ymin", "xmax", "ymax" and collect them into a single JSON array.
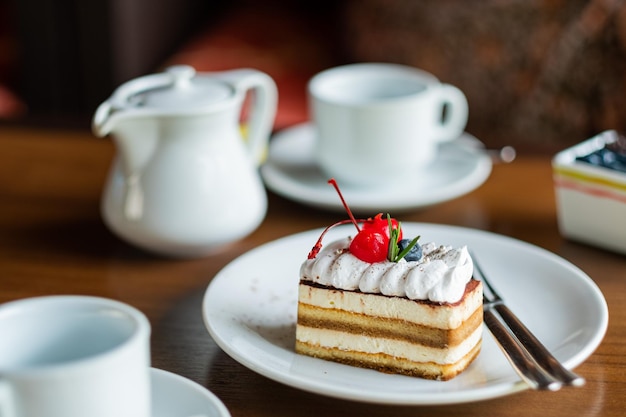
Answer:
[
  {"xmin": 431, "ymin": 84, "xmax": 469, "ymax": 143},
  {"xmin": 216, "ymin": 69, "xmax": 278, "ymax": 166},
  {"xmin": 0, "ymin": 379, "xmax": 17, "ymax": 417}
]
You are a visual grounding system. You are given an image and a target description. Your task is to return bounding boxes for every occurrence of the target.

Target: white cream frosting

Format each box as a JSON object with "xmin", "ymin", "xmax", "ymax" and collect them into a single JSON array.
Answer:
[{"xmin": 300, "ymin": 237, "xmax": 474, "ymax": 303}]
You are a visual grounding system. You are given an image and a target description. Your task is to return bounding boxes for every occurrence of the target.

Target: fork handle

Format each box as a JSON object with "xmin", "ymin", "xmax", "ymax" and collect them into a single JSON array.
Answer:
[
  {"xmin": 494, "ymin": 304, "xmax": 586, "ymax": 386},
  {"xmin": 484, "ymin": 309, "xmax": 562, "ymax": 390}
]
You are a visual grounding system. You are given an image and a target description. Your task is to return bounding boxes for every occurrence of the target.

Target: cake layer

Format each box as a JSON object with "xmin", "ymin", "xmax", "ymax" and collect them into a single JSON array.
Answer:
[
  {"xmin": 298, "ymin": 279, "xmax": 482, "ymax": 330},
  {"xmin": 296, "ymin": 325, "xmax": 482, "ymax": 365},
  {"xmin": 295, "ymin": 337, "xmax": 482, "ymax": 381},
  {"xmin": 297, "ymin": 302, "xmax": 482, "ymax": 348}
]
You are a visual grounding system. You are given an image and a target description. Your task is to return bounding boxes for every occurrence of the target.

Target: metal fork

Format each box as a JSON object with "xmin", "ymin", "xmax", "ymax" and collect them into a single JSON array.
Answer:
[{"xmin": 472, "ymin": 253, "xmax": 586, "ymax": 391}]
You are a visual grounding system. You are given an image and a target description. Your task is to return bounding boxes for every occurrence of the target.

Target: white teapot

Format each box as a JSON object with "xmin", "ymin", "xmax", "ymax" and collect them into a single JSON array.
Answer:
[{"xmin": 93, "ymin": 65, "xmax": 277, "ymax": 257}]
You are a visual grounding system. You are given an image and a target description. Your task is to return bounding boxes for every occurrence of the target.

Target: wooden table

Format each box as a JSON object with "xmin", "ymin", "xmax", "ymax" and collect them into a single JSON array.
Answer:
[{"xmin": 1, "ymin": 126, "xmax": 624, "ymax": 417}]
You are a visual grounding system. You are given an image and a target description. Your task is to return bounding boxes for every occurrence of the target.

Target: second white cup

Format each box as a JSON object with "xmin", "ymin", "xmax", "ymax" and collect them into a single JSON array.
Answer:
[
  {"xmin": 0, "ymin": 296, "xmax": 151, "ymax": 417},
  {"xmin": 309, "ymin": 63, "xmax": 468, "ymax": 187}
]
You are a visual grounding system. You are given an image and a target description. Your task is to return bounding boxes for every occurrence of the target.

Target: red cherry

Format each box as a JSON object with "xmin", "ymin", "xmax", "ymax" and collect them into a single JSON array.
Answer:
[
  {"xmin": 350, "ymin": 230, "xmax": 389, "ymax": 263},
  {"xmin": 361, "ymin": 213, "xmax": 402, "ymax": 241}
]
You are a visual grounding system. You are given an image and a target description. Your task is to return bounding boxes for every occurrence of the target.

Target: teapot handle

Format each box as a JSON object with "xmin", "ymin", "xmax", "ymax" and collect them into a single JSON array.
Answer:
[{"xmin": 217, "ymin": 69, "xmax": 278, "ymax": 166}]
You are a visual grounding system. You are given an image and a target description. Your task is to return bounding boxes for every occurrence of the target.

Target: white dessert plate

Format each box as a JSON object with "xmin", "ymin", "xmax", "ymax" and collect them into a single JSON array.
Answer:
[
  {"xmin": 151, "ymin": 368, "xmax": 230, "ymax": 417},
  {"xmin": 260, "ymin": 123, "xmax": 492, "ymax": 213},
  {"xmin": 202, "ymin": 223, "xmax": 608, "ymax": 405}
]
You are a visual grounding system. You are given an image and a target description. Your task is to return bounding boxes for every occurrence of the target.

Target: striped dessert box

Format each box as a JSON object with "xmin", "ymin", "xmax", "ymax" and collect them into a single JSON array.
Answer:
[{"xmin": 552, "ymin": 130, "xmax": 626, "ymax": 255}]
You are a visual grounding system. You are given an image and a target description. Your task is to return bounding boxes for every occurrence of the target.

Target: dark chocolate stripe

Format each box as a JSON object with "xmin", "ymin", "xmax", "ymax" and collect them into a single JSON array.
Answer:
[{"xmin": 299, "ymin": 279, "xmax": 481, "ymax": 307}]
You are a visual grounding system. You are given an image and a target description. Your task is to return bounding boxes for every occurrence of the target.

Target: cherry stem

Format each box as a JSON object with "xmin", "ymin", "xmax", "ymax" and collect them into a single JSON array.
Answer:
[
  {"xmin": 307, "ymin": 219, "xmax": 360, "ymax": 259},
  {"xmin": 328, "ymin": 179, "xmax": 360, "ymax": 232}
]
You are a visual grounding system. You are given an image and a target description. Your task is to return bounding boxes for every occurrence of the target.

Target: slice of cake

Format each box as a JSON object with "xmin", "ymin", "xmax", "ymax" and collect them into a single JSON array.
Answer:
[{"xmin": 295, "ymin": 180, "xmax": 483, "ymax": 381}]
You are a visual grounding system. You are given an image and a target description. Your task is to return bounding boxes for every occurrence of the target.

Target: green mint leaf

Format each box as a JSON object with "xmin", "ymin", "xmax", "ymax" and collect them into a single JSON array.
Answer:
[{"xmin": 395, "ymin": 235, "xmax": 420, "ymax": 262}]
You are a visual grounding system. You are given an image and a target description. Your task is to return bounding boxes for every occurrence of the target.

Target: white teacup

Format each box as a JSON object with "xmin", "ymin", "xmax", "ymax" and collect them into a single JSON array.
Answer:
[
  {"xmin": 0, "ymin": 296, "xmax": 151, "ymax": 417},
  {"xmin": 309, "ymin": 63, "xmax": 468, "ymax": 187}
]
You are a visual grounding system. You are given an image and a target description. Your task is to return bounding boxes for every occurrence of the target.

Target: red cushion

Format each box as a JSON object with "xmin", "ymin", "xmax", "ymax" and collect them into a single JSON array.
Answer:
[{"xmin": 163, "ymin": 6, "xmax": 335, "ymax": 130}]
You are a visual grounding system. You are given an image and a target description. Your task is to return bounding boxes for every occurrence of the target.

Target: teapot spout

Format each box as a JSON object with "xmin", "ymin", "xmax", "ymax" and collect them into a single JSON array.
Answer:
[
  {"xmin": 93, "ymin": 102, "xmax": 158, "ymax": 180},
  {"xmin": 93, "ymin": 102, "xmax": 159, "ymax": 220},
  {"xmin": 92, "ymin": 100, "xmax": 115, "ymax": 138}
]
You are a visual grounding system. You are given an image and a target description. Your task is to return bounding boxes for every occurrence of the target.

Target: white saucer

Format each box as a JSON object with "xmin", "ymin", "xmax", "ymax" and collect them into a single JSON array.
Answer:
[
  {"xmin": 261, "ymin": 123, "xmax": 492, "ymax": 213},
  {"xmin": 151, "ymin": 368, "xmax": 230, "ymax": 417},
  {"xmin": 202, "ymin": 223, "xmax": 608, "ymax": 405}
]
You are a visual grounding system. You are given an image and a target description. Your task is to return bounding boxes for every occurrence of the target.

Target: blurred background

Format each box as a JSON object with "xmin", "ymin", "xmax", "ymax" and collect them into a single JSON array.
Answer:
[{"xmin": 1, "ymin": 0, "xmax": 625, "ymax": 152}]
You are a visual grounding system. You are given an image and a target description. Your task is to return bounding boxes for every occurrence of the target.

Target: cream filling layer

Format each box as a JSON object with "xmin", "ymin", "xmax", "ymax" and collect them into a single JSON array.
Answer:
[
  {"xmin": 298, "ymin": 281, "xmax": 482, "ymax": 329},
  {"xmin": 296, "ymin": 325, "xmax": 482, "ymax": 365}
]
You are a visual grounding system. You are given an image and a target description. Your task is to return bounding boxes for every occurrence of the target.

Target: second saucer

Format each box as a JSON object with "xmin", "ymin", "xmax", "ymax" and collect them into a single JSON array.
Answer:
[{"xmin": 261, "ymin": 123, "xmax": 492, "ymax": 213}]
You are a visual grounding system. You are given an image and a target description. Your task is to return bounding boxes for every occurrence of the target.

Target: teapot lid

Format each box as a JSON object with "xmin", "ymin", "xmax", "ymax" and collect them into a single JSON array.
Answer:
[{"xmin": 117, "ymin": 66, "xmax": 234, "ymax": 111}]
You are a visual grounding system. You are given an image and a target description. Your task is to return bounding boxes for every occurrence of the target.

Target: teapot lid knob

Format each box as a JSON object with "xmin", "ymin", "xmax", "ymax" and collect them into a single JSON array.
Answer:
[{"xmin": 167, "ymin": 65, "xmax": 196, "ymax": 87}]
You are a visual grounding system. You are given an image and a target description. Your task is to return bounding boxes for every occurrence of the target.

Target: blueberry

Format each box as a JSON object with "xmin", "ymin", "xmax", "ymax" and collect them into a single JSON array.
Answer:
[
  {"xmin": 600, "ymin": 148, "xmax": 617, "ymax": 166},
  {"xmin": 398, "ymin": 238, "xmax": 422, "ymax": 262},
  {"xmin": 576, "ymin": 149, "xmax": 626, "ymax": 173},
  {"xmin": 577, "ymin": 151, "xmax": 603, "ymax": 166}
]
